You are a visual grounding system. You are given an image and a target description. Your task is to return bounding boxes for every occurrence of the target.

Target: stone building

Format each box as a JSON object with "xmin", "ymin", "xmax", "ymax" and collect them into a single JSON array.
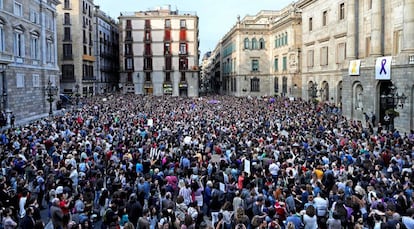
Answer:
[
  {"xmin": 94, "ymin": 5, "xmax": 119, "ymax": 94},
  {"xmin": 297, "ymin": 0, "xmax": 347, "ymax": 105},
  {"xmin": 204, "ymin": 4, "xmax": 302, "ymax": 97},
  {"xmin": 340, "ymin": 0, "xmax": 414, "ymax": 133},
  {"xmin": 0, "ymin": 0, "xmax": 61, "ymax": 122},
  {"xmin": 118, "ymin": 5, "xmax": 200, "ymax": 97},
  {"xmin": 57, "ymin": 0, "xmax": 96, "ymax": 97}
]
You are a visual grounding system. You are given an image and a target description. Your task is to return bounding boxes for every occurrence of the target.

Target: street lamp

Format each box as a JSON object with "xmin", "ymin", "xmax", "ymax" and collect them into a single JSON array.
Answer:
[
  {"xmin": 46, "ymin": 81, "xmax": 58, "ymax": 116},
  {"xmin": 308, "ymin": 82, "xmax": 318, "ymax": 99},
  {"xmin": 380, "ymin": 84, "xmax": 408, "ymax": 109}
]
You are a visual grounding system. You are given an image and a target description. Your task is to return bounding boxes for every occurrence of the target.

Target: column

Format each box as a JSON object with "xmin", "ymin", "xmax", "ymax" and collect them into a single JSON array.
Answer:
[
  {"xmin": 371, "ymin": 0, "xmax": 382, "ymax": 56},
  {"xmin": 402, "ymin": 0, "xmax": 414, "ymax": 52},
  {"xmin": 346, "ymin": 0, "xmax": 356, "ymax": 59}
]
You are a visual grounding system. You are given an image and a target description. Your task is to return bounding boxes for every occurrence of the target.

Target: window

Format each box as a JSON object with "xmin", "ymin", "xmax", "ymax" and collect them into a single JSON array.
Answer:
[
  {"xmin": 322, "ymin": 11, "xmax": 327, "ymax": 26},
  {"xmin": 46, "ymin": 38, "xmax": 53, "ymax": 63},
  {"xmin": 259, "ymin": 38, "xmax": 265, "ymax": 49},
  {"xmin": 179, "ymin": 43, "xmax": 187, "ymax": 54},
  {"xmin": 0, "ymin": 0, "xmax": 3, "ymax": 9},
  {"xmin": 146, "ymin": 72, "xmax": 152, "ymax": 82},
  {"xmin": 274, "ymin": 77, "xmax": 279, "ymax": 93},
  {"xmin": 30, "ymin": 33, "xmax": 39, "ymax": 60},
  {"xmin": 368, "ymin": 0, "xmax": 372, "ymax": 9},
  {"xmin": 275, "ymin": 37, "xmax": 278, "ymax": 48},
  {"xmin": 393, "ymin": 30, "xmax": 402, "ymax": 55},
  {"xmin": 165, "ymin": 19, "xmax": 171, "ymax": 28},
  {"xmin": 126, "ymin": 20, "xmax": 132, "ymax": 28},
  {"xmin": 63, "ymin": 44, "xmax": 72, "ymax": 59},
  {"xmin": 282, "ymin": 77, "xmax": 288, "ymax": 95},
  {"xmin": 244, "ymin": 38, "xmax": 249, "ymax": 49},
  {"xmin": 336, "ymin": 43, "xmax": 346, "ymax": 63},
  {"xmin": 64, "ymin": 13, "xmax": 70, "ymax": 25},
  {"xmin": 125, "ymin": 58, "xmax": 133, "ymax": 70},
  {"xmin": 365, "ymin": 37, "xmax": 371, "ymax": 57},
  {"xmin": 145, "ymin": 20, "xmax": 151, "ymax": 28},
  {"xmin": 62, "ymin": 64, "xmax": 74, "ymax": 80},
  {"xmin": 307, "ymin": 50, "xmax": 314, "ymax": 67},
  {"xmin": 252, "ymin": 38, "xmax": 258, "ymax": 49},
  {"xmin": 64, "ymin": 0, "xmax": 71, "ymax": 9},
  {"xmin": 0, "ymin": 23, "xmax": 4, "ymax": 52},
  {"xmin": 282, "ymin": 56, "xmax": 287, "ymax": 71},
  {"xmin": 64, "ymin": 27, "xmax": 71, "ymax": 41},
  {"xmin": 180, "ymin": 19, "xmax": 186, "ymax": 28},
  {"xmin": 251, "ymin": 59, "xmax": 259, "ymax": 72},
  {"xmin": 320, "ymin": 47, "xmax": 328, "ymax": 66},
  {"xmin": 164, "ymin": 43, "xmax": 170, "ymax": 55},
  {"xmin": 309, "ymin": 17, "xmax": 313, "ymax": 31},
  {"xmin": 16, "ymin": 73, "xmax": 24, "ymax": 88},
  {"xmin": 13, "ymin": 28, "xmax": 24, "ymax": 57},
  {"xmin": 32, "ymin": 74, "xmax": 40, "ymax": 87},
  {"xmin": 339, "ymin": 3, "xmax": 345, "ymax": 20},
  {"xmin": 274, "ymin": 58, "xmax": 279, "ymax": 72},
  {"xmin": 125, "ymin": 43, "xmax": 132, "ymax": 55},
  {"xmin": 30, "ymin": 9, "xmax": 39, "ymax": 24},
  {"xmin": 284, "ymin": 32, "xmax": 288, "ymax": 45},
  {"xmin": 14, "ymin": 1, "xmax": 22, "ymax": 17},
  {"xmin": 250, "ymin": 78, "xmax": 260, "ymax": 92},
  {"xmin": 165, "ymin": 72, "xmax": 171, "ymax": 82}
]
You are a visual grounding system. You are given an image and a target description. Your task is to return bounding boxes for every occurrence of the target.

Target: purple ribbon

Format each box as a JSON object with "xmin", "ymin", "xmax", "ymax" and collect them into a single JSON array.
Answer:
[{"xmin": 380, "ymin": 59, "xmax": 387, "ymax": 75}]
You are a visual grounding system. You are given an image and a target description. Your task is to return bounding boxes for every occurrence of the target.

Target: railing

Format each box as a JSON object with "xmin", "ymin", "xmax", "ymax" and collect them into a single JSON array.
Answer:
[{"xmin": 409, "ymin": 55, "xmax": 414, "ymax": 64}]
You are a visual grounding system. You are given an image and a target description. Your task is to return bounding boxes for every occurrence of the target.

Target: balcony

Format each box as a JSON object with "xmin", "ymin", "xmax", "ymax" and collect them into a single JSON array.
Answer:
[
  {"xmin": 143, "ymin": 51, "xmax": 152, "ymax": 57},
  {"xmin": 163, "ymin": 66, "xmax": 174, "ymax": 72},
  {"xmin": 0, "ymin": 52, "xmax": 13, "ymax": 64},
  {"xmin": 143, "ymin": 66, "xmax": 153, "ymax": 72},
  {"xmin": 82, "ymin": 55, "xmax": 96, "ymax": 62}
]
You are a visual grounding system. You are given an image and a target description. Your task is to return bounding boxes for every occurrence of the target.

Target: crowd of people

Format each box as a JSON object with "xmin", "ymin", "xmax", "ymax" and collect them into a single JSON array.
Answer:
[{"xmin": 0, "ymin": 94, "xmax": 413, "ymax": 229}]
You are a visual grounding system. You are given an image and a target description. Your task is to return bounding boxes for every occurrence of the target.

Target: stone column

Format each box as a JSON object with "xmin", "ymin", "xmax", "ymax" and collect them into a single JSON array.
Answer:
[
  {"xmin": 371, "ymin": 0, "xmax": 382, "ymax": 56},
  {"xmin": 402, "ymin": 0, "xmax": 414, "ymax": 52},
  {"xmin": 346, "ymin": 0, "xmax": 356, "ymax": 59}
]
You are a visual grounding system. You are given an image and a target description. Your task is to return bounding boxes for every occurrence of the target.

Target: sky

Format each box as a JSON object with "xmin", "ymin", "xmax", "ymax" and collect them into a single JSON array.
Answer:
[{"xmin": 95, "ymin": 0, "xmax": 294, "ymax": 57}]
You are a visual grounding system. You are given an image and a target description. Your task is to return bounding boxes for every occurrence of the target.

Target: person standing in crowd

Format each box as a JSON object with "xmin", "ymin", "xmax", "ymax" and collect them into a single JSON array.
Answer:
[{"xmin": 0, "ymin": 94, "xmax": 413, "ymax": 229}]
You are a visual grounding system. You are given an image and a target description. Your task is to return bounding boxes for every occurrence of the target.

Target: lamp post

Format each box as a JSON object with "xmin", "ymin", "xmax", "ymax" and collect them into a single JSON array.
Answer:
[
  {"xmin": 380, "ymin": 84, "xmax": 407, "ymax": 130},
  {"xmin": 308, "ymin": 82, "xmax": 318, "ymax": 99},
  {"xmin": 46, "ymin": 81, "xmax": 57, "ymax": 116}
]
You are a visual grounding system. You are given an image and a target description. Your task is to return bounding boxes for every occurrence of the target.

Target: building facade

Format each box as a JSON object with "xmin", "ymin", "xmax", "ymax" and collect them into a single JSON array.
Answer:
[
  {"xmin": 204, "ymin": 5, "xmax": 302, "ymax": 98},
  {"xmin": 57, "ymin": 0, "xmax": 96, "ymax": 97},
  {"xmin": 297, "ymin": 0, "xmax": 347, "ymax": 105},
  {"xmin": 94, "ymin": 5, "xmax": 119, "ymax": 94},
  {"xmin": 118, "ymin": 5, "xmax": 200, "ymax": 97},
  {"xmin": 340, "ymin": 0, "xmax": 414, "ymax": 133},
  {"xmin": 0, "ymin": 0, "xmax": 61, "ymax": 121}
]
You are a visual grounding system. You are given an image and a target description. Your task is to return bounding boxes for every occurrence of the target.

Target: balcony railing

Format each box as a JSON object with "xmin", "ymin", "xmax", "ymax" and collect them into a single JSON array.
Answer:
[{"xmin": 0, "ymin": 52, "xmax": 13, "ymax": 64}]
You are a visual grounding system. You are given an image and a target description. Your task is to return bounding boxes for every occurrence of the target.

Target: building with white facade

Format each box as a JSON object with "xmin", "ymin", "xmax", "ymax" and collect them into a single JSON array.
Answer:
[
  {"xmin": 57, "ymin": 0, "xmax": 96, "ymax": 97},
  {"xmin": 118, "ymin": 5, "xmax": 200, "ymax": 97}
]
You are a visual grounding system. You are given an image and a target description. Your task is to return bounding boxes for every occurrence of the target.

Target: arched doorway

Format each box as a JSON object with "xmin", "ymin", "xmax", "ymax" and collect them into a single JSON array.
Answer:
[
  {"xmin": 320, "ymin": 81, "xmax": 329, "ymax": 102},
  {"xmin": 379, "ymin": 81, "xmax": 394, "ymax": 130}
]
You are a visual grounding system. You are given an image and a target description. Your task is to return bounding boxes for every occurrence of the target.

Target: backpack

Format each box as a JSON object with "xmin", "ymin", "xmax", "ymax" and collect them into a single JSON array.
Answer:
[{"xmin": 102, "ymin": 208, "xmax": 113, "ymax": 224}]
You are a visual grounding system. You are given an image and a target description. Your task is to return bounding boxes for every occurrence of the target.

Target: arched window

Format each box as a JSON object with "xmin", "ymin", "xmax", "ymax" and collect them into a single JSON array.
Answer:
[
  {"xmin": 252, "ymin": 38, "xmax": 258, "ymax": 49},
  {"xmin": 259, "ymin": 38, "xmax": 265, "ymax": 49},
  {"xmin": 244, "ymin": 38, "xmax": 249, "ymax": 49}
]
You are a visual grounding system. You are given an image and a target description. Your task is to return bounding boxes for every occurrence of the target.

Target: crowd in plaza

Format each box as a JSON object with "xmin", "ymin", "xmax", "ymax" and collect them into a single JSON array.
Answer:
[{"xmin": 0, "ymin": 94, "xmax": 413, "ymax": 229}]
